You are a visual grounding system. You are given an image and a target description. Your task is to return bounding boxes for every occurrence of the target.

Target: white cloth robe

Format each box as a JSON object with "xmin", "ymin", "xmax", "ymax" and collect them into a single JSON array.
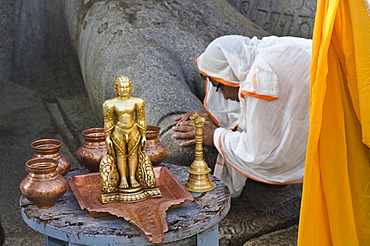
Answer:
[{"xmin": 203, "ymin": 36, "xmax": 312, "ymax": 196}]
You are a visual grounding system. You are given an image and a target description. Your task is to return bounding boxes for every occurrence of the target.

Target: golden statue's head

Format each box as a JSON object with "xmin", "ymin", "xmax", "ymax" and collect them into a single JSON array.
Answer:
[{"xmin": 114, "ymin": 75, "xmax": 132, "ymax": 97}]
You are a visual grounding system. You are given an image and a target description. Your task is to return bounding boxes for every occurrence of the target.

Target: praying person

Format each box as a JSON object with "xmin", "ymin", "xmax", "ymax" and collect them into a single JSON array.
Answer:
[{"xmin": 172, "ymin": 35, "xmax": 312, "ymax": 196}]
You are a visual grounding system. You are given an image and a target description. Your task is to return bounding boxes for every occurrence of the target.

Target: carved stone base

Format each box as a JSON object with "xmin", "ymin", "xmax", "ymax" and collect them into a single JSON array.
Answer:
[{"xmin": 99, "ymin": 187, "xmax": 161, "ymax": 203}]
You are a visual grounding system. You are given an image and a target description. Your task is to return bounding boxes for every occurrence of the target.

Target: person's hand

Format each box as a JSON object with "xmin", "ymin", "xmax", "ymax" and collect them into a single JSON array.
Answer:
[
  {"xmin": 172, "ymin": 116, "xmax": 218, "ymax": 147},
  {"xmin": 202, "ymin": 121, "xmax": 218, "ymax": 146},
  {"xmin": 106, "ymin": 138, "xmax": 115, "ymax": 155},
  {"xmin": 174, "ymin": 110, "xmax": 213, "ymax": 126},
  {"xmin": 172, "ymin": 119, "xmax": 196, "ymax": 146}
]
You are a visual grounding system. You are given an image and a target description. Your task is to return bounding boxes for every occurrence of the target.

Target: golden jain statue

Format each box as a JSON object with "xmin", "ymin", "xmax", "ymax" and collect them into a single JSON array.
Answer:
[
  {"xmin": 99, "ymin": 75, "xmax": 161, "ymax": 203},
  {"xmin": 185, "ymin": 113, "xmax": 216, "ymax": 192}
]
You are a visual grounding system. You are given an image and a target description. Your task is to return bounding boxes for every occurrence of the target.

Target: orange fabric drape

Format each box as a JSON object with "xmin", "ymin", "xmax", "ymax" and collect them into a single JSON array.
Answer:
[{"xmin": 298, "ymin": 0, "xmax": 370, "ymax": 245}]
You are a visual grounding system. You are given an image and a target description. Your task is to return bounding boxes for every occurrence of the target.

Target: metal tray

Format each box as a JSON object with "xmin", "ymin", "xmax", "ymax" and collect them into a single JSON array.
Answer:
[{"xmin": 68, "ymin": 166, "xmax": 193, "ymax": 243}]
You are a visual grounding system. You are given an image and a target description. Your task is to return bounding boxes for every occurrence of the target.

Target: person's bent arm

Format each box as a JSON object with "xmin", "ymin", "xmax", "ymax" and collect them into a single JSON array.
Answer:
[{"xmin": 213, "ymin": 94, "xmax": 308, "ymax": 184}]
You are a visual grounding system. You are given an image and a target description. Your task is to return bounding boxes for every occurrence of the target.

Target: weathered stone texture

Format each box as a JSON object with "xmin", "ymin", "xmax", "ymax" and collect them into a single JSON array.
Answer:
[
  {"xmin": 228, "ymin": 0, "xmax": 317, "ymax": 38},
  {"xmin": 12, "ymin": 0, "xmax": 268, "ymax": 166}
]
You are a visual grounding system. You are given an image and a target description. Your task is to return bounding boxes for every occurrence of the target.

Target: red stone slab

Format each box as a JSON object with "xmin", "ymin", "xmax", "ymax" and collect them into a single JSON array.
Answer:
[{"xmin": 68, "ymin": 166, "xmax": 193, "ymax": 243}]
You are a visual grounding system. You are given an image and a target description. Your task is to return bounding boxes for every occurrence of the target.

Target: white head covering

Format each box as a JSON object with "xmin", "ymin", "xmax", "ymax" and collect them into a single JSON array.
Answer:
[
  {"xmin": 197, "ymin": 35, "xmax": 261, "ymax": 86},
  {"xmin": 212, "ymin": 36, "xmax": 312, "ymax": 196}
]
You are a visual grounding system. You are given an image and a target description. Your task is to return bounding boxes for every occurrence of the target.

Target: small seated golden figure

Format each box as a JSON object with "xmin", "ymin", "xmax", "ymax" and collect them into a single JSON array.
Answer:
[{"xmin": 99, "ymin": 75, "xmax": 161, "ymax": 203}]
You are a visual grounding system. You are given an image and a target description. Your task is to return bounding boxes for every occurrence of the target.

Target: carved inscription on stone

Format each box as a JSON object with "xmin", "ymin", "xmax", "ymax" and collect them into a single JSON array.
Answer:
[{"xmin": 228, "ymin": 0, "xmax": 316, "ymax": 38}]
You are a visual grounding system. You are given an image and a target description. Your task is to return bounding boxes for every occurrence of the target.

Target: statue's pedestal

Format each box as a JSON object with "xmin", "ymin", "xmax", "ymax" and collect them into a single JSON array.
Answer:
[{"xmin": 98, "ymin": 187, "xmax": 162, "ymax": 203}]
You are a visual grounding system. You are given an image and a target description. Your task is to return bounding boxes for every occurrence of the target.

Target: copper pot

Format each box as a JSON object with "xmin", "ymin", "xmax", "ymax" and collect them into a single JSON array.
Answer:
[
  {"xmin": 144, "ymin": 125, "xmax": 168, "ymax": 166},
  {"xmin": 76, "ymin": 128, "xmax": 107, "ymax": 172},
  {"xmin": 31, "ymin": 139, "xmax": 70, "ymax": 175},
  {"xmin": 20, "ymin": 158, "xmax": 68, "ymax": 208}
]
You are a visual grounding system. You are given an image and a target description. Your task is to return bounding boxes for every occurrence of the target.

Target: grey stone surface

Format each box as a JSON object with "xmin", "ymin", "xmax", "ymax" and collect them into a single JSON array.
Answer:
[
  {"xmin": 243, "ymin": 225, "xmax": 298, "ymax": 246},
  {"xmin": 65, "ymin": 0, "xmax": 267, "ymax": 123},
  {"xmin": 13, "ymin": 0, "xmax": 268, "ymax": 166},
  {"xmin": 0, "ymin": 0, "xmax": 43, "ymax": 244},
  {"xmin": 219, "ymin": 181, "xmax": 302, "ymax": 245},
  {"xmin": 0, "ymin": 1, "xmax": 86, "ymax": 244},
  {"xmin": 0, "ymin": 83, "xmax": 80, "ymax": 246},
  {"xmin": 228, "ymin": 0, "xmax": 317, "ymax": 38}
]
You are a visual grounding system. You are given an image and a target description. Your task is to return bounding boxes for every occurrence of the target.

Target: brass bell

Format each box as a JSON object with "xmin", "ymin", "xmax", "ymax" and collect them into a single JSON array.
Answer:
[{"xmin": 185, "ymin": 113, "xmax": 216, "ymax": 192}]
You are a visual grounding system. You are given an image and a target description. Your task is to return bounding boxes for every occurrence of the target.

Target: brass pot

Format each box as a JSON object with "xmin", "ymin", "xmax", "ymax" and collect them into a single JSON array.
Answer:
[
  {"xmin": 20, "ymin": 158, "xmax": 68, "ymax": 208},
  {"xmin": 76, "ymin": 128, "xmax": 107, "ymax": 172},
  {"xmin": 144, "ymin": 125, "xmax": 168, "ymax": 166},
  {"xmin": 31, "ymin": 139, "xmax": 70, "ymax": 175}
]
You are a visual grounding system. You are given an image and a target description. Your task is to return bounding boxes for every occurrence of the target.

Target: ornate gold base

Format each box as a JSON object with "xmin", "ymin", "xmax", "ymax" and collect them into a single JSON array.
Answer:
[
  {"xmin": 185, "ymin": 160, "xmax": 216, "ymax": 192},
  {"xmin": 185, "ymin": 173, "xmax": 216, "ymax": 192},
  {"xmin": 99, "ymin": 187, "xmax": 161, "ymax": 203}
]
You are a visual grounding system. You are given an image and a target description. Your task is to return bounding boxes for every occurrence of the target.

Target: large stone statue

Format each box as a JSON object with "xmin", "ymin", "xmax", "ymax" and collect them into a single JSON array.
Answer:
[
  {"xmin": 99, "ymin": 75, "xmax": 161, "ymax": 203},
  {"xmin": 11, "ymin": 0, "xmax": 316, "ymax": 167},
  {"xmin": 11, "ymin": 0, "xmax": 270, "ymax": 167}
]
